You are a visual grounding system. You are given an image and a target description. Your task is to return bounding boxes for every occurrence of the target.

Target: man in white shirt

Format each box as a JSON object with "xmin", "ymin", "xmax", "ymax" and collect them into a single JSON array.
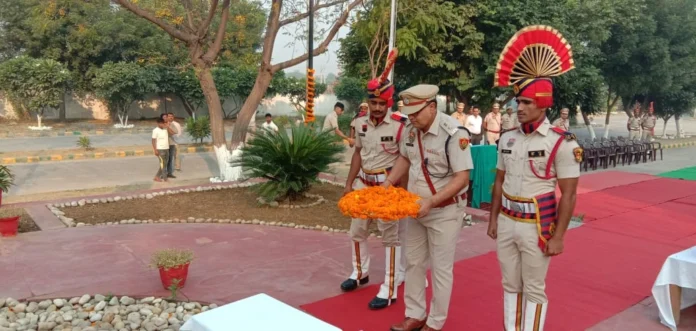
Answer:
[
  {"xmin": 323, "ymin": 102, "xmax": 353, "ymax": 144},
  {"xmin": 465, "ymin": 105, "xmax": 483, "ymax": 145},
  {"xmin": 152, "ymin": 118, "xmax": 170, "ymax": 182},
  {"xmin": 166, "ymin": 113, "xmax": 182, "ymax": 175},
  {"xmin": 262, "ymin": 113, "xmax": 279, "ymax": 133}
]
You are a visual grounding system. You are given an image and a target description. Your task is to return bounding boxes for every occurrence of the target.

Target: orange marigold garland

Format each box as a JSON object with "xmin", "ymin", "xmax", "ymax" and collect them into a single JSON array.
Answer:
[{"xmin": 338, "ymin": 186, "xmax": 420, "ymax": 221}]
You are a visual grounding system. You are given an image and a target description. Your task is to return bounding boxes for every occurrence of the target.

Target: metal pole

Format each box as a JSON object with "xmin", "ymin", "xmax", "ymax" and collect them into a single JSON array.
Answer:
[
  {"xmin": 387, "ymin": 0, "xmax": 397, "ymax": 82},
  {"xmin": 308, "ymin": 0, "xmax": 314, "ymax": 70},
  {"xmin": 305, "ymin": 0, "xmax": 316, "ymax": 123}
]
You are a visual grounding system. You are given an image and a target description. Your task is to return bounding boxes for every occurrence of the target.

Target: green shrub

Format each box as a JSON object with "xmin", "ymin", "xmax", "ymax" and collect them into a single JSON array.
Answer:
[
  {"xmin": 338, "ymin": 111, "xmax": 355, "ymax": 136},
  {"xmin": 274, "ymin": 115, "xmax": 291, "ymax": 128},
  {"xmin": 185, "ymin": 116, "xmax": 211, "ymax": 143},
  {"xmin": 234, "ymin": 123, "xmax": 345, "ymax": 202},
  {"xmin": 0, "ymin": 165, "xmax": 14, "ymax": 193},
  {"xmin": 77, "ymin": 136, "xmax": 93, "ymax": 151}
]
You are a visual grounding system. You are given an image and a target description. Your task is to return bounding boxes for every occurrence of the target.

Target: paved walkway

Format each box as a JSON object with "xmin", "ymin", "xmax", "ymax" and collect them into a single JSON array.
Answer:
[{"xmin": 4, "ymin": 146, "xmax": 693, "ymax": 200}]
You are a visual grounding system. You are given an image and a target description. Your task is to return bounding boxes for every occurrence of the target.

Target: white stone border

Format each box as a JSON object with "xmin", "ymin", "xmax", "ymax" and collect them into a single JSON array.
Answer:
[{"xmin": 44, "ymin": 178, "xmax": 381, "ymax": 236}]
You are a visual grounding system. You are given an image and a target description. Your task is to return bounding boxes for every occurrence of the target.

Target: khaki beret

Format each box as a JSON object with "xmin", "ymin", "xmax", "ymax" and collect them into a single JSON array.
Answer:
[
  {"xmin": 359, "ymin": 103, "xmax": 368, "ymax": 108},
  {"xmin": 399, "ymin": 84, "xmax": 439, "ymax": 115}
]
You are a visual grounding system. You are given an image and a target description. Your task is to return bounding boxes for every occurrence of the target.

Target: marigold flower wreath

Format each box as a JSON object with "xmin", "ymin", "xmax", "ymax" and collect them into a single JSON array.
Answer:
[{"xmin": 338, "ymin": 186, "xmax": 421, "ymax": 221}]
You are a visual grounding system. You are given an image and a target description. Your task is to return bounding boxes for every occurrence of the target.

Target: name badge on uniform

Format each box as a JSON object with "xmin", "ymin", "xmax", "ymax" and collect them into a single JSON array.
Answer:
[
  {"xmin": 501, "ymin": 149, "xmax": 512, "ymax": 154},
  {"xmin": 528, "ymin": 150, "xmax": 546, "ymax": 158},
  {"xmin": 381, "ymin": 136, "xmax": 394, "ymax": 142},
  {"xmin": 358, "ymin": 133, "xmax": 366, "ymax": 137},
  {"xmin": 405, "ymin": 143, "xmax": 414, "ymax": 147}
]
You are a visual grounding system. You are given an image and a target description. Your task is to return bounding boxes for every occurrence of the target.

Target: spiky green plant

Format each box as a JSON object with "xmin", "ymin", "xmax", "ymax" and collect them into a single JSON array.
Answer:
[
  {"xmin": 234, "ymin": 123, "xmax": 345, "ymax": 202},
  {"xmin": 0, "ymin": 165, "xmax": 15, "ymax": 193}
]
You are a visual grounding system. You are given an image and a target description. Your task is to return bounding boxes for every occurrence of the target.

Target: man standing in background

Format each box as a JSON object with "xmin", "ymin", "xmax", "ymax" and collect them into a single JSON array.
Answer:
[
  {"xmin": 152, "ymin": 118, "xmax": 170, "ymax": 182},
  {"xmin": 642, "ymin": 102, "xmax": 657, "ymax": 140},
  {"xmin": 466, "ymin": 106, "xmax": 483, "ymax": 145},
  {"xmin": 483, "ymin": 102, "xmax": 502, "ymax": 144},
  {"xmin": 451, "ymin": 102, "xmax": 468, "ymax": 127},
  {"xmin": 552, "ymin": 108, "xmax": 571, "ymax": 131},
  {"xmin": 627, "ymin": 105, "xmax": 642, "ymax": 140},
  {"xmin": 167, "ymin": 112, "xmax": 182, "ymax": 174},
  {"xmin": 501, "ymin": 107, "xmax": 517, "ymax": 130}
]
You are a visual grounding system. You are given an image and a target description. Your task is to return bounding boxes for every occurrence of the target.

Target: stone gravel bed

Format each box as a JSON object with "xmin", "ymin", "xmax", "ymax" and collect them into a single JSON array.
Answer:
[{"xmin": 0, "ymin": 295, "xmax": 214, "ymax": 331}]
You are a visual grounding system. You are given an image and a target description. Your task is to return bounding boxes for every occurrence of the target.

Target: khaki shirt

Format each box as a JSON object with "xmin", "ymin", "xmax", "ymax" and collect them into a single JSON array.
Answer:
[
  {"xmin": 323, "ymin": 111, "xmax": 339, "ymax": 131},
  {"xmin": 451, "ymin": 112, "xmax": 467, "ymax": 127},
  {"xmin": 552, "ymin": 118, "xmax": 569, "ymax": 131},
  {"xmin": 496, "ymin": 118, "xmax": 580, "ymax": 198},
  {"xmin": 501, "ymin": 113, "xmax": 517, "ymax": 130},
  {"xmin": 355, "ymin": 112, "xmax": 405, "ymax": 171},
  {"xmin": 641, "ymin": 114, "xmax": 657, "ymax": 129},
  {"xmin": 400, "ymin": 112, "xmax": 474, "ymax": 199},
  {"xmin": 484, "ymin": 112, "xmax": 502, "ymax": 133},
  {"xmin": 628, "ymin": 116, "xmax": 641, "ymax": 130}
]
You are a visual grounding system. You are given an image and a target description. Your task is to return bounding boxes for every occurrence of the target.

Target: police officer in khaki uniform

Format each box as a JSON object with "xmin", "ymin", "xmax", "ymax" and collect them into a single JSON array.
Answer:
[
  {"xmin": 490, "ymin": 25, "xmax": 581, "ymax": 331},
  {"xmin": 642, "ymin": 102, "xmax": 657, "ymax": 140},
  {"xmin": 383, "ymin": 84, "xmax": 473, "ymax": 331},
  {"xmin": 627, "ymin": 105, "xmax": 642, "ymax": 140},
  {"xmin": 450, "ymin": 102, "xmax": 467, "ymax": 126},
  {"xmin": 341, "ymin": 49, "xmax": 409, "ymax": 310},
  {"xmin": 501, "ymin": 107, "xmax": 518, "ymax": 130},
  {"xmin": 484, "ymin": 102, "xmax": 503, "ymax": 144},
  {"xmin": 551, "ymin": 107, "xmax": 570, "ymax": 130}
]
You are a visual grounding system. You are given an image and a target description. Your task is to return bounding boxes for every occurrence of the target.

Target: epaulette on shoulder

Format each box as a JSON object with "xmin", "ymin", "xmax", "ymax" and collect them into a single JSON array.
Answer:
[
  {"xmin": 391, "ymin": 112, "xmax": 407, "ymax": 123},
  {"xmin": 440, "ymin": 117, "xmax": 460, "ymax": 136},
  {"xmin": 551, "ymin": 126, "xmax": 576, "ymax": 141}
]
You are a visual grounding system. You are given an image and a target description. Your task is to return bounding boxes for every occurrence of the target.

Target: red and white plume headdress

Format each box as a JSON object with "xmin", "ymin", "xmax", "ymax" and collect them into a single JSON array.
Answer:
[{"xmin": 493, "ymin": 25, "xmax": 575, "ymax": 108}]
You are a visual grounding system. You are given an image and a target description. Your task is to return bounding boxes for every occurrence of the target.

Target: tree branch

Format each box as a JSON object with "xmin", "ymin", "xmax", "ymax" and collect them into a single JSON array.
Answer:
[
  {"xmin": 114, "ymin": 0, "xmax": 194, "ymax": 43},
  {"xmin": 202, "ymin": 0, "xmax": 232, "ymax": 63},
  {"xmin": 197, "ymin": 0, "xmax": 220, "ymax": 37},
  {"xmin": 279, "ymin": 0, "xmax": 349, "ymax": 27},
  {"xmin": 271, "ymin": 0, "xmax": 362, "ymax": 72},
  {"xmin": 261, "ymin": 0, "xmax": 283, "ymax": 66},
  {"xmin": 181, "ymin": 0, "xmax": 197, "ymax": 32}
]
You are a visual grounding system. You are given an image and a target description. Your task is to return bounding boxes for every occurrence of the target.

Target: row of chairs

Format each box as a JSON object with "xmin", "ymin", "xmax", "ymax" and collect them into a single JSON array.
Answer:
[{"xmin": 579, "ymin": 136, "xmax": 663, "ymax": 171}]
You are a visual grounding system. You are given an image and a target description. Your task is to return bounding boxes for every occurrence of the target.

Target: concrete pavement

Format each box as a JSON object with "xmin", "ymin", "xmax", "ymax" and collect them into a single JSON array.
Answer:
[{"xmin": 5, "ymin": 144, "xmax": 694, "ymax": 198}]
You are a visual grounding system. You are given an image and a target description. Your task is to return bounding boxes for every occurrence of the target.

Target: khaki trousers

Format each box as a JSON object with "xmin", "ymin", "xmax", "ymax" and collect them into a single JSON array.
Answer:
[
  {"xmin": 496, "ymin": 214, "xmax": 551, "ymax": 304},
  {"xmin": 487, "ymin": 132, "xmax": 500, "ymax": 145},
  {"xmin": 642, "ymin": 129, "xmax": 654, "ymax": 140},
  {"xmin": 404, "ymin": 203, "xmax": 465, "ymax": 330},
  {"xmin": 628, "ymin": 130, "xmax": 641, "ymax": 140},
  {"xmin": 347, "ymin": 178, "xmax": 407, "ymax": 300}
]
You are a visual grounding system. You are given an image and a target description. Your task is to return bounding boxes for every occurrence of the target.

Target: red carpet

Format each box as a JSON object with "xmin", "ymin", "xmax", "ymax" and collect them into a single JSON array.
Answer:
[{"xmin": 301, "ymin": 176, "xmax": 696, "ymax": 331}]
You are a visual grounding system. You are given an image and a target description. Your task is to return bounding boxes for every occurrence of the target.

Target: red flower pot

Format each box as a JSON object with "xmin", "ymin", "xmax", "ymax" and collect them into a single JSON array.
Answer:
[
  {"xmin": 0, "ymin": 216, "xmax": 20, "ymax": 237},
  {"xmin": 158, "ymin": 263, "xmax": 190, "ymax": 290}
]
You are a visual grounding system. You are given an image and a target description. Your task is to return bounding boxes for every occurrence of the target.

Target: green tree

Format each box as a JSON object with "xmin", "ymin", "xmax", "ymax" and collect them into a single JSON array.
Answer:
[
  {"xmin": 92, "ymin": 62, "xmax": 158, "ymax": 127},
  {"xmin": 115, "ymin": 0, "xmax": 361, "ymax": 182},
  {"xmin": 334, "ymin": 76, "xmax": 367, "ymax": 110},
  {"xmin": 278, "ymin": 76, "xmax": 328, "ymax": 121},
  {"xmin": 0, "ymin": 56, "xmax": 70, "ymax": 128}
]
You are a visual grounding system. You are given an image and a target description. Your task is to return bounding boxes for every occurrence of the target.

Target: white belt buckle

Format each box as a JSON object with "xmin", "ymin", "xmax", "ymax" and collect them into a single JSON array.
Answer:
[{"xmin": 511, "ymin": 202, "xmax": 524, "ymax": 212}]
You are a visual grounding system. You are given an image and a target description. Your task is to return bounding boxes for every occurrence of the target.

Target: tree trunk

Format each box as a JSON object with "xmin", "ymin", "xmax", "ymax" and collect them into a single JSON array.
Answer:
[
  {"xmin": 37, "ymin": 114, "xmax": 42, "ymax": 128},
  {"xmin": 661, "ymin": 117, "xmax": 671, "ymax": 137},
  {"xmin": 230, "ymin": 67, "xmax": 273, "ymax": 148},
  {"xmin": 180, "ymin": 97, "xmax": 195, "ymax": 118},
  {"xmin": 59, "ymin": 93, "xmax": 66, "ymax": 121},
  {"xmin": 579, "ymin": 105, "xmax": 596, "ymax": 140},
  {"xmin": 675, "ymin": 114, "xmax": 682, "ymax": 138},
  {"xmin": 195, "ymin": 64, "xmax": 236, "ymax": 181}
]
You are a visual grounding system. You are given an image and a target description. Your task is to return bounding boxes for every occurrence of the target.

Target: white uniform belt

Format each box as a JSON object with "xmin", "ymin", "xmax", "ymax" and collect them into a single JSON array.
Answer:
[
  {"xmin": 358, "ymin": 170, "xmax": 387, "ymax": 184},
  {"xmin": 501, "ymin": 195, "xmax": 535, "ymax": 214}
]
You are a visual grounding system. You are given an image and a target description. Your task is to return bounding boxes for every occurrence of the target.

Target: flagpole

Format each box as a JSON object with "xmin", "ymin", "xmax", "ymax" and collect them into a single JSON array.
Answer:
[{"xmin": 387, "ymin": 0, "xmax": 397, "ymax": 82}]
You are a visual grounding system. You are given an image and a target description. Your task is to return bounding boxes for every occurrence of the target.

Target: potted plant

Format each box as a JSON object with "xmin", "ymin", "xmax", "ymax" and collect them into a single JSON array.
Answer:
[
  {"xmin": 0, "ymin": 165, "xmax": 15, "ymax": 207},
  {"xmin": 150, "ymin": 248, "xmax": 194, "ymax": 290},
  {"xmin": 0, "ymin": 165, "xmax": 19, "ymax": 237}
]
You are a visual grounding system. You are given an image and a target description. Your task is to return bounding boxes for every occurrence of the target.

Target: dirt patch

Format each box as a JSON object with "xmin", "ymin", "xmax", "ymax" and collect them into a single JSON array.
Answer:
[
  {"xmin": 61, "ymin": 183, "xmax": 375, "ymax": 232},
  {"xmin": 0, "ymin": 207, "xmax": 40, "ymax": 233}
]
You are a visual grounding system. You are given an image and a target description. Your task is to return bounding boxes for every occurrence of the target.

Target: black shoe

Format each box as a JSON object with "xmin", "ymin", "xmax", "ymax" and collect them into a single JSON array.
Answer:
[
  {"xmin": 368, "ymin": 296, "xmax": 396, "ymax": 310},
  {"xmin": 340, "ymin": 276, "xmax": 369, "ymax": 292},
  {"xmin": 167, "ymin": 174, "xmax": 176, "ymax": 178}
]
